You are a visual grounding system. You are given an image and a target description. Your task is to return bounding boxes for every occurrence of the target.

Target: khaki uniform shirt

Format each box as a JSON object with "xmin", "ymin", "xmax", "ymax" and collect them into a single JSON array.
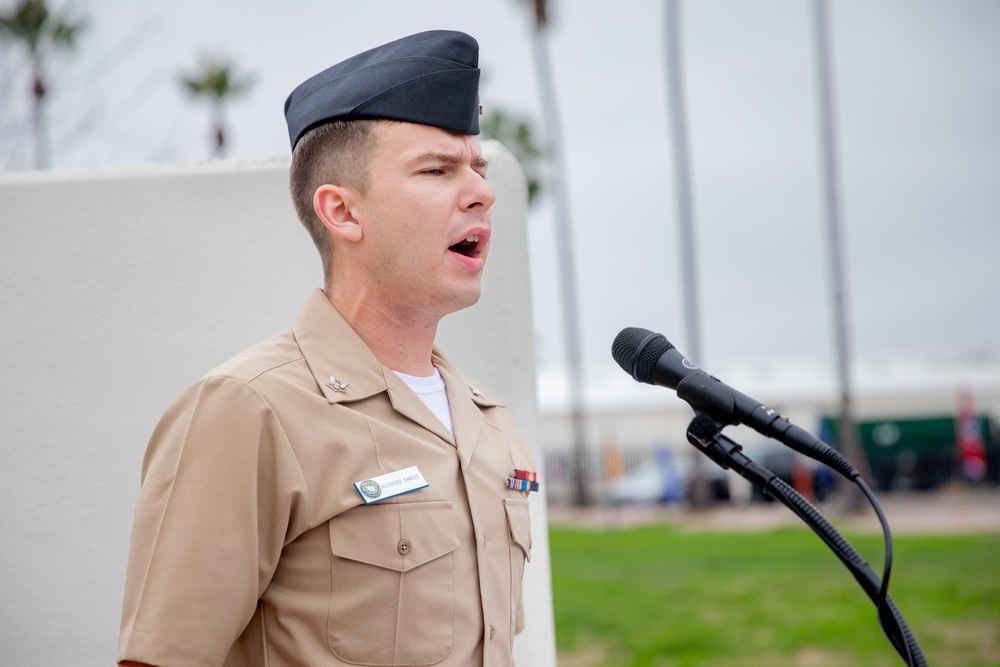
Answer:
[{"xmin": 118, "ymin": 289, "xmax": 535, "ymax": 667}]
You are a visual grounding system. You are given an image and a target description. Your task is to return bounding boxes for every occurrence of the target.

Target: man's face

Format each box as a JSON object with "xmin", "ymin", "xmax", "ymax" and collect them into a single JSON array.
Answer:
[{"xmin": 353, "ymin": 121, "xmax": 496, "ymax": 320}]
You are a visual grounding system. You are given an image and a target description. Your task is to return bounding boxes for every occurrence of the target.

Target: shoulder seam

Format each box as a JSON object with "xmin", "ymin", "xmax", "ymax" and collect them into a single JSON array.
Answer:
[{"xmin": 211, "ymin": 354, "xmax": 307, "ymax": 385}]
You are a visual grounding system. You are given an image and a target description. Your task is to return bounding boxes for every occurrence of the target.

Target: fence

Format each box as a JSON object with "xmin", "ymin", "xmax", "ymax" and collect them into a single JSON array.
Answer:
[{"xmin": 543, "ymin": 443, "xmax": 735, "ymax": 506}]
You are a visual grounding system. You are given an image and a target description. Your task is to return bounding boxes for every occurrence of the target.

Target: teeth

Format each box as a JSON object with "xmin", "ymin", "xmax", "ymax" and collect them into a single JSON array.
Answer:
[{"xmin": 465, "ymin": 234, "xmax": 479, "ymax": 244}]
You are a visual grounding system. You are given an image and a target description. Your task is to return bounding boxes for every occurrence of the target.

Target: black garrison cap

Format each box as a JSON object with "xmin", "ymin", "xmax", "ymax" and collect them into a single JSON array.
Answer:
[{"xmin": 284, "ymin": 30, "xmax": 481, "ymax": 150}]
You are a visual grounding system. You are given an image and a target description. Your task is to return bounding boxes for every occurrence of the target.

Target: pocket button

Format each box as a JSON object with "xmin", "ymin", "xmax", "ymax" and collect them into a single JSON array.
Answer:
[{"xmin": 397, "ymin": 538, "xmax": 411, "ymax": 556}]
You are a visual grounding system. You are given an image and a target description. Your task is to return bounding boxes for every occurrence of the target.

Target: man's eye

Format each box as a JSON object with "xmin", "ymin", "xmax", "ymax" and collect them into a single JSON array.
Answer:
[{"xmin": 423, "ymin": 168, "xmax": 445, "ymax": 176}]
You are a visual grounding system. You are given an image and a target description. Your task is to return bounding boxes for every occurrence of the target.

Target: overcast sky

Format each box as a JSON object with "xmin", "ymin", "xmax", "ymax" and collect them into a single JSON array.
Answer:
[{"xmin": 2, "ymin": 0, "xmax": 998, "ymax": 383}]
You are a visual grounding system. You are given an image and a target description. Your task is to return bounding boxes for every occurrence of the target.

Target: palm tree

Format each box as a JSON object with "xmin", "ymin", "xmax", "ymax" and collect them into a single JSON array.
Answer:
[
  {"xmin": 480, "ymin": 107, "xmax": 545, "ymax": 204},
  {"xmin": 520, "ymin": 0, "xmax": 590, "ymax": 504},
  {"xmin": 811, "ymin": 0, "xmax": 869, "ymax": 509},
  {"xmin": 0, "ymin": 0, "xmax": 85, "ymax": 169},
  {"xmin": 663, "ymin": 0, "xmax": 713, "ymax": 507},
  {"xmin": 180, "ymin": 55, "xmax": 254, "ymax": 158}
]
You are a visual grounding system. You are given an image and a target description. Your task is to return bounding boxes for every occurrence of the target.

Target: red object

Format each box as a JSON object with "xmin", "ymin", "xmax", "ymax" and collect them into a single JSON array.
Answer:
[{"xmin": 957, "ymin": 392, "xmax": 987, "ymax": 482}]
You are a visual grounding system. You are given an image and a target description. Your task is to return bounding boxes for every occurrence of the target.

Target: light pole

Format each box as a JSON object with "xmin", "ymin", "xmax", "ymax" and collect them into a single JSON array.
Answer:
[
  {"xmin": 812, "ymin": 0, "xmax": 869, "ymax": 504},
  {"xmin": 664, "ymin": 0, "xmax": 711, "ymax": 507}
]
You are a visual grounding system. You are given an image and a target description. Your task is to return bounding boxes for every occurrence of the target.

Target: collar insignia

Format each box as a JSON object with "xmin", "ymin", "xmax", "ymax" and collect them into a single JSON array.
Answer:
[{"xmin": 327, "ymin": 376, "xmax": 349, "ymax": 393}]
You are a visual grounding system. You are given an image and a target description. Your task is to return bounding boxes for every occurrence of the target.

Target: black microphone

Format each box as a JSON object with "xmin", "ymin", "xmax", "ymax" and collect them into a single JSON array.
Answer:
[{"xmin": 612, "ymin": 326, "xmax": 858, "ymax": 480}]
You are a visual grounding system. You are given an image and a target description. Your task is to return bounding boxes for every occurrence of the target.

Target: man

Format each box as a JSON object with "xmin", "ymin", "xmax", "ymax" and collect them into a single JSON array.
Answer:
[{"xmin": 118, "ymin": 30, "xmax": 535, "ymax": 667}]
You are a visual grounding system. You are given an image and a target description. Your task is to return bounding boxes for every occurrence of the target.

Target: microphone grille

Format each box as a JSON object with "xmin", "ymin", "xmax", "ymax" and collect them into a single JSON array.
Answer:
[{"xmin": 612, "ymin": 327, "xmax": 671, "ymax": 383}]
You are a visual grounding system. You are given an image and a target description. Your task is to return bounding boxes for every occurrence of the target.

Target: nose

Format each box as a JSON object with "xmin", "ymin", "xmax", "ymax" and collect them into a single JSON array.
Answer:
[{"xmin": 463, "ymin": 168, "xmax": 496, "ymax": 213}]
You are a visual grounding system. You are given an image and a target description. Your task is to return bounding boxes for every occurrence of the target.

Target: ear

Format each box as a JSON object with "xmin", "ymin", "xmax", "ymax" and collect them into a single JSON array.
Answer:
[{"xmin": 314, "ymin": 184, "xmax": 363, "ymax": 243}]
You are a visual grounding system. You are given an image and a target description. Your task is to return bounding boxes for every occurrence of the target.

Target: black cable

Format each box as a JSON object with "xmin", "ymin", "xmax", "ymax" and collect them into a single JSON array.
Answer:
[
  {"xmin": 766, "ymin": 476, "xmax": 924, "ymax": 666},
  {"xmin": 685, "ymin": 415, "xmax": 927, "ymax": 665},
  {"xmin": 855, "ymin": 476, "xmax": 916, "ymax": 667}
]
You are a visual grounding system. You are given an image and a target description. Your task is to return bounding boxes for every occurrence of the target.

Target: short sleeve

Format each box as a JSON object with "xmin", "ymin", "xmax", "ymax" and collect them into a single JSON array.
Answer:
[{"xmin": 118, "ymin": 376, "xmax": 307, "ymax": 667}]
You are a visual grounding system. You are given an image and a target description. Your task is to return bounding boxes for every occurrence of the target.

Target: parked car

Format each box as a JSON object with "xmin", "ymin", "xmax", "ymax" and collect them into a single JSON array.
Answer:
[
  {"xmin": 606, "ymin": 456, "xmax": 730, "ymax": 505},
  {"xmin": 742, "ymin": 443, "xmax": 836, "ymax": 503}
]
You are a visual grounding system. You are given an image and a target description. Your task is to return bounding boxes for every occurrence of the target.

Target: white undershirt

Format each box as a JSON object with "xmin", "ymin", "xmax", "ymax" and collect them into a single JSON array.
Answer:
[{"xmin": 392, "ymin": 368, "xmax": 455, "ymax": 437}]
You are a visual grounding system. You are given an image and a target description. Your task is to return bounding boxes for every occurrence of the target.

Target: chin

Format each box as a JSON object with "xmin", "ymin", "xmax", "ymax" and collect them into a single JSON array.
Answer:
[{"xmin": 442, "ymin": 288, "xmax": 482, "ymax": 315}]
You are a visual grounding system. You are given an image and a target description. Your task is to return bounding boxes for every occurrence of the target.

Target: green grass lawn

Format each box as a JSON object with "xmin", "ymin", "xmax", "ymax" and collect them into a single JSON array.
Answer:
[{"xmin": 549, "ymin": 524, "xmax": 1000, "ymax": 666}]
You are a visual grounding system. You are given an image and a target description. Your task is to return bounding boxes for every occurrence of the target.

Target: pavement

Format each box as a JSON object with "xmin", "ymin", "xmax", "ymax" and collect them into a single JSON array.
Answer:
[{"xmin": 546, "ymin": 484, "xmax": 1000, "ymax": 535}]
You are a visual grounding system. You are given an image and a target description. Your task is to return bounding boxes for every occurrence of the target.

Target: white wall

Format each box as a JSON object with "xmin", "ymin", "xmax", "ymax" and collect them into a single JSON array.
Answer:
[{"xmin": 0, "ymin": 141, "xmax": 556, "ymax": 666}]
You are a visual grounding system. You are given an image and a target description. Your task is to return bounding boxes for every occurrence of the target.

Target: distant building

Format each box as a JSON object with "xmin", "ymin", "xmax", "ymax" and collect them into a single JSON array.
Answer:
[{"xmin": 536, "ymin": 356, "xmax": 1000, "ymax": 502}]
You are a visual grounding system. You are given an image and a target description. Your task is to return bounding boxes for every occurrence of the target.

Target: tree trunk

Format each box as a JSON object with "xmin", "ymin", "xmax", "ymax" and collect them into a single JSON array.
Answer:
[
  {"xmin": 212, "ymin": 103, "xmax": 226, "ymax": 158},
  {"xmin": 529, "ymin": 20, "xmax": 590, "ymax": 505},
  {"xmin": 30, "ymin": 57, "xmax": 47, "ymax": 169}
]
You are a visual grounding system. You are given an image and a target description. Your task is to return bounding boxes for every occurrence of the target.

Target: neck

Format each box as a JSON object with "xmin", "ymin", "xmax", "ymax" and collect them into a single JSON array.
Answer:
[{"xmin": 324, "ymin": 286, "xmax": 439, "ymax": 376}]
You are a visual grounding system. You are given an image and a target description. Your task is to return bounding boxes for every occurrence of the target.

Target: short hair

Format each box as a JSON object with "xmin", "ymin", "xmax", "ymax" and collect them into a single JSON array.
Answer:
[{"xmin": 288, "ymin": 119, "xmax": 381, "ymax": 282}]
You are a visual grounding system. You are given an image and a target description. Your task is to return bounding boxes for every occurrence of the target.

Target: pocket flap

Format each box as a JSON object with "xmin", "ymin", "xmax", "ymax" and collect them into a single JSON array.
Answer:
[
  {"xmin": 330, "ymin": 501, "xmax": 459, "ymax": 572},
  {"xmin": 503, "ymin": 498, "xmax": 532, "ymax": 562}
]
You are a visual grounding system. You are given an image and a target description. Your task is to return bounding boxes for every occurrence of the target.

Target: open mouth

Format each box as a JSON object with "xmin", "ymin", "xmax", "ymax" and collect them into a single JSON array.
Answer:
[{"xmin": 449, "ymin": 234, "xmax": 481, "ymax": 258}]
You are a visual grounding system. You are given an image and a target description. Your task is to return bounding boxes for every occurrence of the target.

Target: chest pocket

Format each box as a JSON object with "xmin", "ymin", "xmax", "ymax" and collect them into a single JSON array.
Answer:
[
  {"xmin": 503, "ymin": 497, "xmax": 532, "ymax": 637},
  {"xmin": 327, "ymin": 500, "xmax": 459, "ymax": 665},
  {"xmin": 504, "ymin": 498, "xmax": 532, "ymax": 562}
]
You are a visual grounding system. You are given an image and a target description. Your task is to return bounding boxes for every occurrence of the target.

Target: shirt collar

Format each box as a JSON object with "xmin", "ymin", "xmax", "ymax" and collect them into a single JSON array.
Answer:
[
  {"xmin": 291, "ymin": 288, "xmax": 505, "ymax": 410},
  {"xmin": 292, "ymin": 289, "xmax": 389, "ymax": 405}
]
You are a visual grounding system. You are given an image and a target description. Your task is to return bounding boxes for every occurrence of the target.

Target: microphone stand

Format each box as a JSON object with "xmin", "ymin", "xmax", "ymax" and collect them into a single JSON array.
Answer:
[{"xmin": 685, "ymin": 412, "xmax": 926, "ymax": 667}]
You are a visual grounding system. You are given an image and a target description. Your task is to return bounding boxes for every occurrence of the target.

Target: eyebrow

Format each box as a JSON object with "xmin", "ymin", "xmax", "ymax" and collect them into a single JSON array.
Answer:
[{"xmin": 414, "ymin": 152, "xmax": 489, "ymax": 172}]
